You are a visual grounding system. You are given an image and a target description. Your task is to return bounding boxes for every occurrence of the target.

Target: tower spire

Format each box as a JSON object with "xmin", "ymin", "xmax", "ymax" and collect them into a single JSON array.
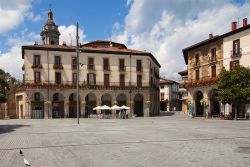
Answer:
[{"xmin": 40, "ymin": 8, "xmax": 60, "ymax": 45}]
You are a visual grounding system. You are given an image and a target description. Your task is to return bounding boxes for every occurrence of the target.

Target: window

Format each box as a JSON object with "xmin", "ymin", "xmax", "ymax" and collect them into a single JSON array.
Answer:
[
  {"xmin": 136, "ymin": 60, "xmax": 142, "ymax": 72},
  {"xmin": 55, "ymin": 56, "xmax": 61, "ymax": 65},
  {"xmin": 72, "ymin": 73, "xmax": 77, "ymax": 84},
  {"xmin": 233, "ymin": 39, "xmax": 240, "ymax": 55},
  {"xmin": 211, "ymin": 48, "xmax": 216, "ymax": 61},
  {"xmin": 161, "ymin": 93, "xmax": 165, "ymax": 101},
  {"xmin": 120, "ymin": 74, "xmax": 125, "ymax": 87},
  {"xmin": 34, "ymin": 71, "xmax": 41, "ymax": 83},
  {"xmin": 137, "ymin": 74, "xmax": 142, "ymax": 87},
  {"xmin": 34, "ymin": 55, "xmax": 40, "ymax": 65},
  {"xmin": 195, "ymin": 70, "xmax": 199, "ymax": 80},
  {"xmin": 88, "ymin": 57, "xmax": 94, "ymax": 70},
  {"xmin": 55, "ymin": 72, "xmax": 61, "ymax": 84},
  {"xmin": 34, "ymin": 93, "xmax": 40, "ymax": 101},
  {"xmin": 195, "ymin": 54, "xmax": 199, "ymax": 64},
  {"xmin": 87, "ymin": 73, "xmax": 96, "ymax": 85},
  {"xmin": 72, "ymin": 57, "xmax": 77, "ymax": 69},
  {"xmin": 103, "ymin": 58, "xmax": 109, "ymax": 71},
  {"xmin": 211, "ymin": 65, "xmax": 216, "ymax": 77},
  {"xmin": 119, "ymin": 59, "xmax": 125, "ymax": 71},
  {"xmin": 104, "ymin": 74, "xmax": 109, "ymax": 87},
  {"xmin": 160, "ymin": 86, "xmax": 164, "ymax": 89},
  {"xmin": 230, "ymin": 60, "xmax": 240, "ymax": 70}
]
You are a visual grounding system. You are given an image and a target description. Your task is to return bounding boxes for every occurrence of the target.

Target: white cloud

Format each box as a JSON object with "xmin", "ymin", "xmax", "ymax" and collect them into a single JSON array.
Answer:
[
  {"xmin": 111, "ymin": 0, "xmax": 250, "ymax": 81},
  {"xmin": 58, "ymin": 25, "xmax": 87, "ymax": 45},
  {"xmin": 0, "ymin": 25, "xmax": 87, "ymax": 80},
  {"xmin": 25, "ymin": 12, "xmax": 42, "ymax": 22},
  {"xmin": 0, "ymin": 0, "xmax": 33, "ymax": 34}
]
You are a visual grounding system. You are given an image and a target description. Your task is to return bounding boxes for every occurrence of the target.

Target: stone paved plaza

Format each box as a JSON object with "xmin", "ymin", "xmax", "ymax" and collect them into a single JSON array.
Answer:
[{"xmin": 0, "ymin": 113, "xmax": 250, "ymax": 167}]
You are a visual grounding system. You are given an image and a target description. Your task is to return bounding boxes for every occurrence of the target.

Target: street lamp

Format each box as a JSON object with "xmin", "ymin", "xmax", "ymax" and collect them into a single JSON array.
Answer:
[{"xmin": 76, "ymin": 22, "xmax": 80, "ymax": 124}]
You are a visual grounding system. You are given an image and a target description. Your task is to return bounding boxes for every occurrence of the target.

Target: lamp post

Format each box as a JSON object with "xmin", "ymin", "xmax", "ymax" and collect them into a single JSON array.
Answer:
[{"xmin": 76, "ymin": 22, "xmax": 80, "ymax": 124}]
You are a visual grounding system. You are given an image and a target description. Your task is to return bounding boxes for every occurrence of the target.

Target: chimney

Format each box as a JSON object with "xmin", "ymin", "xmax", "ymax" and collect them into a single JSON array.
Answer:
[
  {"xmin": 62, "ymin": 41, "xmax": 67, "ymax": 46},
  {"xmin": 231, "ymin": 22, "xmax": 237, "ymax": 31},
  {"xmin": 34, "ymin": 41, "xmax": 38, "ymax": 45},
  {"xmin": 243, "ymin": 18, "xmax": 248, "ymax": 27},
  {"xmin": 209, "ymin": 33, "xmax": 213, "ymax": 39}
]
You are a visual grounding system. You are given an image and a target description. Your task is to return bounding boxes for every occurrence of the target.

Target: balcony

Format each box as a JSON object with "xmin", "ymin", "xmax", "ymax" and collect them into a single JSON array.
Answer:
[
  {"xmin": 182, "ymin": 76, "xmax": 219, "ymax": 88},
  {"xmin": 32, "ymin": 64, "xmax": 43, "ymax": 69},
  {"xmin": 53, "ymin": 64, "xmax": 64, "ymax": 70},
  {"xmin": 231, "ymin": 48, "xmax": 242, "ymax": 58},
  {"xmin": 17, "ymin": 80, "xmax": 151, "ymax": 91},
  {"xmin": 119, "ymin": 66, "xmax": 126, "ymax": 72},
  {"xmin": 72, "ymin": 64, "xmax": 77, "ymax": 70},
  {"xmin": 87, "ymin": 64, "xmax": 95, "ymax": 70},
  {"xmin": 193, "ymin": 61, "xmax": 200, "ymax": 69},
  {"xmin": 136, "ymin": 66, "xmax": 143, "ymax": 72},
  {"xmin": 103, "ymin": 66, "xmax": 110, "ymax": 71},
  {"xmin": 209, "ymin": 57, "xmax": 217, "ymax": 65}
]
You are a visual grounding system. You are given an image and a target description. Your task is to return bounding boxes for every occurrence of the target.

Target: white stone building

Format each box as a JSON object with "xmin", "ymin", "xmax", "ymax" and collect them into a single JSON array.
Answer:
[
  {"xmin": 222, "ymin": 18, "xmax": 250, "ymax": 117},
  {"xmin": 160, "ymin": 78, "xmax": 180, "ymax": 111},
  {"xmin": 15, "ymin": 9, "xmax": 161, "ymax": 119}
]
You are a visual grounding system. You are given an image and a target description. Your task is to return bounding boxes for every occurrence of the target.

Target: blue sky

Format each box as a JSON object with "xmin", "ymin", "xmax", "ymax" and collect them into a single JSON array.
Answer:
[{"xmin": 0, "ymin": 0, "xmax": 249, "ymax": 80}]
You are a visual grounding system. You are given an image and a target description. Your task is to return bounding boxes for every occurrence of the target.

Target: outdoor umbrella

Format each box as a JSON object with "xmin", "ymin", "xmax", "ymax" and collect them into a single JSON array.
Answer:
[
  {"xmin": 120, "ymin": 105, "xmax": 130, "ymax": 110},
  {"xmin": 93, "ymin": 106, "xmax": 102, "ymax": 110},
  {"xmin": 111, "ymin": 105, "xmax": 121, "ymax": 110}
]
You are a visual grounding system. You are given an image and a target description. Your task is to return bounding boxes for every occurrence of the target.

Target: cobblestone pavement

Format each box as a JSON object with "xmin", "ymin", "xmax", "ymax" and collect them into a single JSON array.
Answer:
[{"xmin": 0, "ymin": 113, "xmax": 250, "ymax": 167}]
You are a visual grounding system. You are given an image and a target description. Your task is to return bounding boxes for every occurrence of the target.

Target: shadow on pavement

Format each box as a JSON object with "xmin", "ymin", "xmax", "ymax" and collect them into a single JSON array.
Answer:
[
  {"xmin": 157, "ymin": 111, "xmax": 176, "ymax": 117},
  {"xmin": 0, "ymin": 124, "xmax": 31, "ymax": 134}
]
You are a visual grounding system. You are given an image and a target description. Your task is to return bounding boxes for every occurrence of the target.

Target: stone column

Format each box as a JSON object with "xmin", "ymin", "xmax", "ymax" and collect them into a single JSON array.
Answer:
[
  {"xmin": 81, "ymin": 101, "xmax": 85, "ymax": 118},
  {"xmin": 26, "ymin": 102, "xmax": 31, "ymax": 119},
  {"xmin": 4, "ymin": 103, "xmax": 8, "ymax": 119},
  {"xmin": 64, "ymin": 100, "xmax": 69, "ymax": 118},
  {"xmin": 204, "ymin": 93, "xmax": 209, "ymax": 118}
]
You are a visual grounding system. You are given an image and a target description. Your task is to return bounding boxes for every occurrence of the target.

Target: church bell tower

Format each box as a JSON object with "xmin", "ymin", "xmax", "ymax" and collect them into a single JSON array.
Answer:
[{"xmin": 40, "ymin": 9, "xmax": 60, "ymax": 45}]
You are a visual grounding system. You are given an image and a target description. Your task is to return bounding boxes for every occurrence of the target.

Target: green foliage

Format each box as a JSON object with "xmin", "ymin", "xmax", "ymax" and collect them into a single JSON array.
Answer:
[
  {"xmin": 0, "ymin": 68, "xmax": 19, "ymax": 102},
  {"xmin": 218, "ymin": 66, "xmax": 250, "ymax": 105}
]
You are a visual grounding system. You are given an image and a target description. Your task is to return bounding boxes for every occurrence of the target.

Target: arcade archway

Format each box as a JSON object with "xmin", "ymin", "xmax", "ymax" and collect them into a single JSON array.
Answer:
[
  {"xmin": 194, "ymin": 91, "xmax": 204, "ymax": 117},
  {"xmin": 68, "ymin": 93, "xmax": 81, "ymax": 118},
  {"xmin": 52, "ymin": 93, "xmax": 64, "ymax": 118},
  {"xmin": 134, "ymin": 94, "xmax": 144, "ymax": 117},
  {"xmin": 85, "ymin": 93, "xmax": 97, "ymax": 117},
  {"xmin": 31, "ymin": 92, "xmax": 44, "ymax": 119}
]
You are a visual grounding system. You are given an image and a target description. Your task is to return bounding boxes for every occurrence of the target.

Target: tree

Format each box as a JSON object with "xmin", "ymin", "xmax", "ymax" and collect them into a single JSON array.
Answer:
[
  {"xmin": 0, "ymin": 69, "xmax": 19, "ymax": 103},
  {"xmin": 218, "ymin": 66, "xmax": 250, "ymax": 120}
]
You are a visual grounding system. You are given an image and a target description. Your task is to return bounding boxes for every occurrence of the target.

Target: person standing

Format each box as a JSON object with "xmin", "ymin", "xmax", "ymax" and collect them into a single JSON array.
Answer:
[{"xmin": 189, "ymin": 103, "xmax": 193, "ymax": 118}]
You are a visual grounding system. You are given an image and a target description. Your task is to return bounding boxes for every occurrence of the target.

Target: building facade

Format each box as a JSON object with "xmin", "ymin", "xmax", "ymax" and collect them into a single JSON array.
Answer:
[
  {"xmin": 178, "ymin": 70, "xmax": 189, "ymax": 113},
  {"xmin": 160, "ymin": 78, "xmax": 180, "ymax": 111},
  {"xmin": 182, "ymin": 18, "xmax": 250, "ymax": 118},
  {"xmin": 222, "ymin": 19, "xmax": 250, "ymax": 118},
  {"xmin": 182, "ymin": 35, "xmax": 224, "ymax": 117},
  {"xmin": 15, "ymin": 10, "xmax": 161, "ymax": 119}
]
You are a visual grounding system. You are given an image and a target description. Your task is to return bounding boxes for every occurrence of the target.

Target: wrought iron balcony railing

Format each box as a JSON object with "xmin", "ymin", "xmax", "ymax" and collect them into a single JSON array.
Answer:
[{"xmin": 231, "ymin": 48, "xmax": 242, "ymax": 58}]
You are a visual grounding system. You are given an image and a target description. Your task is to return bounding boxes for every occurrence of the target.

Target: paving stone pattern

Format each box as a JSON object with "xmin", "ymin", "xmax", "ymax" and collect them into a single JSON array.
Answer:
[{"xmin": 0, "ymin": 114, "xmax": 250, "ymax": 167}]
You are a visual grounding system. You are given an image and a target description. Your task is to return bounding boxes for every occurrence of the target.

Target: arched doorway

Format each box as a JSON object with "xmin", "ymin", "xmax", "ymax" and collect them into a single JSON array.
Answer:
[
  {"xmin": 194, "ymin": 91, "xmax": 204, "ymax": 117},
  {"xmin": 134, "ymin": 94, "xmax": 144, "ymax": 117},
  {"xmin": 85, "ymin": 93, "xmax": 97, "ymax": 117},
  {"xmin": 209, "ymin": 89, "xmax": 220, "ymax": 116},
  {"xmin": 69, "ymin": 93, "xmax": 81, "ymax": 118},
  {"xmin": 31, "ymin": 92, "xmax": 44, "ymax": 119},
  {"xmin": 52, "ymin": 93, "xmax": 64, "ymax": 118},
  {"xmin": 116, "ymin": 93, "xmax": 127, "ymax": 106},
  {"xmin": 101, "ymin": 93, "xmax": 112, "ymax": 107}
]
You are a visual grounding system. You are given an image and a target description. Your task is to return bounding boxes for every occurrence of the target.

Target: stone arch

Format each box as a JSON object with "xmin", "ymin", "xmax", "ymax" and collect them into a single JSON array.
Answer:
[
  {"xmin": 68, "ymin": 93, "xmax": 81, "ymax": 118},
  {"xmin": 209, "ymin": 89, "xmax": 220, "ymax": 116},
  {"xmin": 85, "ymin": 93, "xmax": 97, "ymax": 117},
  {"xmin": 134, "ymin": 93, "xmax": 144, "ymax": 117},
  {"xmin": 52, "ymin": 93, "xmax": 64, "ymax": 118},
  {"xmin": 116, "ymin": 93, "xmax": 127, "ymax": 106},
  {"xmin": 101, "ymin": 93, "xmax": 112, "ymax": 107},
  {"xmin": 31, "ymin": 92, "xmax": 44, "ymax": 119},
  {"xmin": 194, "ymin": 90, "xmax": 204, "ymax": 117}
]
